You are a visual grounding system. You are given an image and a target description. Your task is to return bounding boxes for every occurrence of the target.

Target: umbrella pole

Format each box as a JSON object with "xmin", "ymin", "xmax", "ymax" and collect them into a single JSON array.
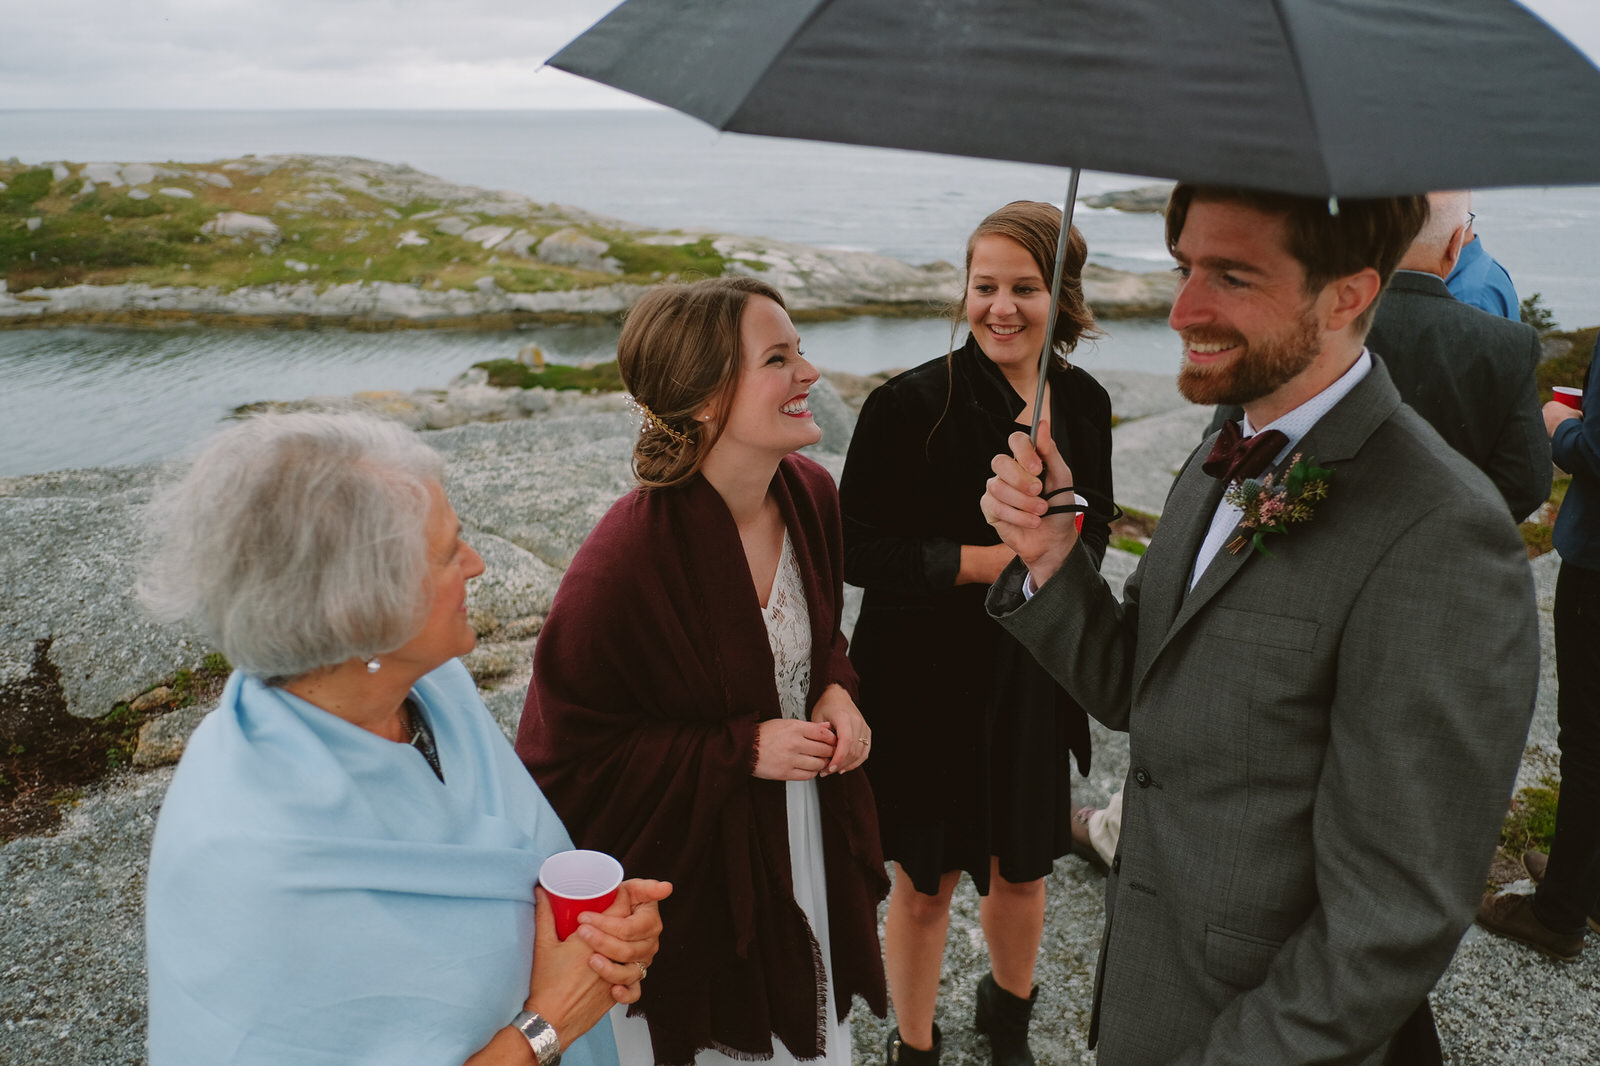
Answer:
[{"xmin": 1029, "ymin": 167, "xmax": 1081, "ymax": 447}]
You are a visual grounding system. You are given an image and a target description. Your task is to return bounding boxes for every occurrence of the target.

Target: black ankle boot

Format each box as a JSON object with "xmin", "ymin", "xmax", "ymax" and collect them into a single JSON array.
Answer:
[
  {"xmin": 974, "ymin": 972, "xmax": 1037, "ymax": 1066},
  {"xmin": 886, "ymin": 1023, "xmax": 941, "ymax": 1066}
]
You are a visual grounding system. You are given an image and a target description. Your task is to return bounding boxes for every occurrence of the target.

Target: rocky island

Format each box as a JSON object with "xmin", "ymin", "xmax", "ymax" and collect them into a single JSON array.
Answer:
[{"xmin": 0, "ymin": 155, "xmax": 1175, "ymax": 328}]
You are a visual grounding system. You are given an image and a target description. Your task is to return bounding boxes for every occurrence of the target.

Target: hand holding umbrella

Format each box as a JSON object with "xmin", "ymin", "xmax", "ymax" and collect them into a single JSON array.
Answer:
[{"xmin": 981, "ymin": 422, "xmax": 1082, "ymax": 590}]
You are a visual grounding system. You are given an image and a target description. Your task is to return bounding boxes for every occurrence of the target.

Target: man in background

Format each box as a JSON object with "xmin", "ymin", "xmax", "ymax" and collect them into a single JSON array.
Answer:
[{"xmin": 1446, "ymin": 194, "xmax": 1520, "ymax": 320}]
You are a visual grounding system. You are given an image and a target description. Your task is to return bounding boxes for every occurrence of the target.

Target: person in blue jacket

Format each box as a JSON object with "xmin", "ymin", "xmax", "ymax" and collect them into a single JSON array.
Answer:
[
  {"xmin": 1445, "ymin": 196, "xmax": 1520, "ymax": 321},
  {"xmin": 1478, "ymin": 332, "xmax": 1600, "ymax": 960},
  {"xmin": 140, "ymin": 410, "xmax": 670, "ymax": 1066}
]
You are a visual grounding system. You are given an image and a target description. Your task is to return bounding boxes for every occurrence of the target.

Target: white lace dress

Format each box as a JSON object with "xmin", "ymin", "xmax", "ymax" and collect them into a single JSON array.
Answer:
[{"xmin": 611, "ymin": 532, "xmax": 851, "ymax": 1066}]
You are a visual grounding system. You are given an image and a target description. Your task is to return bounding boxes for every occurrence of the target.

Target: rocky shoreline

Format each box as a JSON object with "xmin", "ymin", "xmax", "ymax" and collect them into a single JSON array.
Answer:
[
  {"xmin": 0, "ymin": 155, "xmax": 1176, "ymax": 329},
  {"xmin": 0, "ymin": 370, "xmax": 1593, "ymax": 1064}
]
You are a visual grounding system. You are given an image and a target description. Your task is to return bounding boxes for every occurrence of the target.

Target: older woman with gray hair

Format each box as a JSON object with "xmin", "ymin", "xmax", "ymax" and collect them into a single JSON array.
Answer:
[{"xmin": 140, "ymin": 411, "xmax": 669, "ymax": 1066}]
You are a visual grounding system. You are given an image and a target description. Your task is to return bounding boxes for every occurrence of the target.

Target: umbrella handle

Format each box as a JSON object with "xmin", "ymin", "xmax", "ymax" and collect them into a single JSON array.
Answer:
[
  {"xmin": 1029, "ymin": 168, "xmax": 1082, "ymax": 447},
  {"xmin": 1041, "ymin": 484, "xmax": 1122, "ymax": 523}
]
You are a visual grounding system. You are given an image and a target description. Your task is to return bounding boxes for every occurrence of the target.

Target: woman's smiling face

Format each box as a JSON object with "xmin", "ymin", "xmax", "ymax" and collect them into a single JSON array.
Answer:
[
  {"xmin": 708, "ymin": 294, "xmax": 822, "ymax": 459},
  {"xmin": 965, "ymin": 233, "xmax": 1052, "ymax": 374}
]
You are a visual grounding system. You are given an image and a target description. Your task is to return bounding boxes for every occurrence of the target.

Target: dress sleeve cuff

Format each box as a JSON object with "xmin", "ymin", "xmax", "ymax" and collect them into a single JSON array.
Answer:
[
  {"xmin": 1551, "ymin": 418, "xmax": 1584, "ymax": 471},
  {"xmin": 921, "ymin": 538, "xmax": 961, "ymax": 589}
]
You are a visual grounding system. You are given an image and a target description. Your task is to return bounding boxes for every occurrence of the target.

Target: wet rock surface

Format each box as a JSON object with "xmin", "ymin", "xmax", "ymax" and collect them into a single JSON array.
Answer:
[{"xmin": 0, "ymin": 369, "xmax": 1589, "ymax": 1064}]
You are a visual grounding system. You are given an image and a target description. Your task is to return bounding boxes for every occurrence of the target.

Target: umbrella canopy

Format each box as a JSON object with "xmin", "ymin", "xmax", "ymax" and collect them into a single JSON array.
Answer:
[{"xmin": 551, "ymin": 0, "xmax": 1600, "ymax": 197}]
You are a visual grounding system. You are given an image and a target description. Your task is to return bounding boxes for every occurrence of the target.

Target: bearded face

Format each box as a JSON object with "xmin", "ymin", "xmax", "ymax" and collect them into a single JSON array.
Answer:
[{"xmin": 1176, "ymin": 297, "xmax": 1321, "ymax": 408}]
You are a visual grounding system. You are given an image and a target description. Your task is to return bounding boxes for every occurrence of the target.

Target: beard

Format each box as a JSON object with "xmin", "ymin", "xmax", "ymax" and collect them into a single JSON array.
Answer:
[{"xmin": 1176, "ymin": 306, "xmax": 1320, "ymax": 407}]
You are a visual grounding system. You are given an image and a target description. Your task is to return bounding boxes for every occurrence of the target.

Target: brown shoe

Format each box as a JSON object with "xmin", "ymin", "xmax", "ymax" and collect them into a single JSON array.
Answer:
[
  {"xmin": 1070, "ymin": 805, "xmax": 1108, "ymax": 873},
  {"xmin": 1519, "ymin": 850, "xmax": 1600, "ymax": 933},
  {"xmin": 1475, "ymin": 892, "xmax": 1583, "ymax": 961}
]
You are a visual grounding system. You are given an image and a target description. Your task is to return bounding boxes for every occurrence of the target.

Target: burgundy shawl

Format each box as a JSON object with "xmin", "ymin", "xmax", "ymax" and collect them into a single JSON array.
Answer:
[{"xmin": 518, "ymin": 454, "xmax": 888, "ymax": 1066}]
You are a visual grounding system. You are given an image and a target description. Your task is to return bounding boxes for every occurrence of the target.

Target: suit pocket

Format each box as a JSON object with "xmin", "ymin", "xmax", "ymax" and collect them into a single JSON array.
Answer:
[
  {"xmin": 1209, "ymin": 606, "xmax": 1319, "ymax": 652},
  {"xmin": 1204, "ymin": 924, "xmax": 1284, "ymax": 989}
]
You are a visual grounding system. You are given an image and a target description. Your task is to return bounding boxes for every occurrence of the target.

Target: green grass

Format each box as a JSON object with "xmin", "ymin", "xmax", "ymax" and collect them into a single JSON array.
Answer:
[
  {"xmin": 1110, "ymin": 535, "xmax": 1148, "ymax": 556},
  {"xmin": 0, "ymin": 157, "xmax": 761, "ymax": 299},
  {"xmin": 0, "ymin": 168, "xmax": 53, "ymax": 210},
  {"xmin": 1501, "ymin": 777, "xmax": 1560, "ymax": 856},
  {"xmin": 473, "ymin": 359, "xmax": 626, "ymax": 392},
  {"xmin": 602, "ymin": 234, "xmax": 727, "ymax": 278},
  {"xmin": 1536, "ymin": 326, "xmax": 1600, "ymax": 399},
  {"xmin": 1518, "ymin": 476, "xmax": 1570, "ymax": 558}
]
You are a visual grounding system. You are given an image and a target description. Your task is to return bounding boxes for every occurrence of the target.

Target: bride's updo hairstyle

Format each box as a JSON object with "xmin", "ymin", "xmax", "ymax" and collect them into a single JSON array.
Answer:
[{"xmin": 617, "ymin": 275, "xmax": 787, "ymax": 489}]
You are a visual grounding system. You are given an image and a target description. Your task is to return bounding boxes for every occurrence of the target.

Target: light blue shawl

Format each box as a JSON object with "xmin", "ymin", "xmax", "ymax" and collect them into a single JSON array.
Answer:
[{"xmin": 146, "ymin": 659, "xmax": 620, "ymax": 1066}]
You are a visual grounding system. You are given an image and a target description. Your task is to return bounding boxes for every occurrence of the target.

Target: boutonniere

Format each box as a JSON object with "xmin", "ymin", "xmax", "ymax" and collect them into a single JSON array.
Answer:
[{"xmin": 1223, "ymin": 453, "xmax": 1333, "ymax": 557}]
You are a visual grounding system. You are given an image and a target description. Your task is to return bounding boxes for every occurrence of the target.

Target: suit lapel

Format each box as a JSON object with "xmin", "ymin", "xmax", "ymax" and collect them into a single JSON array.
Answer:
[{"xmin": 1130, "ymin": 448, "xmax": 1228, "ymax": 681}]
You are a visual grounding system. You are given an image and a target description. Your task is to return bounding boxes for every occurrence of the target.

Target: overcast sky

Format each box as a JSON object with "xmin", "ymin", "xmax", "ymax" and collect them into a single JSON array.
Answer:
[{"xmin": 1, "ymin": 0, "xmax": 1597, "ymax": 111}]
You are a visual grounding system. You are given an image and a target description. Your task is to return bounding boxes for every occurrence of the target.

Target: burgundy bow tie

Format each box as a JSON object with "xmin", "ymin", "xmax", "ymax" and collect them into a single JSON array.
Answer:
[{"xmin": 1202, "ymin": 420, "xmax": 1289, "ymax": 482}]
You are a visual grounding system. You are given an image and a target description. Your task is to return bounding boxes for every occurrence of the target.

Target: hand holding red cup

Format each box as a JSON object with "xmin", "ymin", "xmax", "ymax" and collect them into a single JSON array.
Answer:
[{"xmin": 539, "ymin": 850, "xmax": 624, "ymax": 941}]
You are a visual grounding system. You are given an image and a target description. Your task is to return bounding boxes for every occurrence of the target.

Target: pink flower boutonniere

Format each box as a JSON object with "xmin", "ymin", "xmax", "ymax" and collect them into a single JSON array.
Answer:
[{"xmin": 1223, "ymin": 453, "xmax": 1333, "ymax": 557}]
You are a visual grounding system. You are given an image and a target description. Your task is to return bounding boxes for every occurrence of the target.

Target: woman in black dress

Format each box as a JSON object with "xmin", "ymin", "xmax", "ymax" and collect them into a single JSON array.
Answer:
[{"xmin": 839, "ymin": 201, "xmax": 1113, "ymax": 1066}]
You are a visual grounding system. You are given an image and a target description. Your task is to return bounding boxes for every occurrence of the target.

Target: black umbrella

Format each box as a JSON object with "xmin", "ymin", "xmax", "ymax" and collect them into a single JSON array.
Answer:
[{"xmin": 550, "ymin": 0, "xmax": 1600, "ymax": 437}]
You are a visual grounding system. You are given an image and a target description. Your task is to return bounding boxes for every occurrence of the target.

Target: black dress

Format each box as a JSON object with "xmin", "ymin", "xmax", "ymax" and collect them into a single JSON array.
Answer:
[{"xmin": 839, "ymin": 335, "xmax": 1113, "ymax": 895}]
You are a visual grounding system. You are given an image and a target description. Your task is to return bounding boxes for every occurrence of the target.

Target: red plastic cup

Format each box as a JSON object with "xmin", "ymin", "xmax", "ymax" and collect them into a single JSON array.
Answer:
[
  {"xmin": 539, "ymin": 850, "xmax": 623, "ymax": 941},
  {"xmin": 1554, "ymin": 386, "xmax": 1583, "ymax": 410},
  {"xmin": 1073, "ymin": 493, "xmax": 1087, "ymax": 534}
]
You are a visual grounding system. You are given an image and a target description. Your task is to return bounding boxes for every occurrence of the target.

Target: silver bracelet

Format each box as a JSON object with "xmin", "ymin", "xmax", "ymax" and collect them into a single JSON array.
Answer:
[{"xmin": 511, "ymin": 1009, "xmax": 562, "ymax": 1066}]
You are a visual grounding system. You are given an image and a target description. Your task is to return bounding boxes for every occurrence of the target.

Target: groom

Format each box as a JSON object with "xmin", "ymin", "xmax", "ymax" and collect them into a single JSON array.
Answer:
[{"xmin": 981, "ymin": 186, "xmax": 1539, "ymax": 1064}]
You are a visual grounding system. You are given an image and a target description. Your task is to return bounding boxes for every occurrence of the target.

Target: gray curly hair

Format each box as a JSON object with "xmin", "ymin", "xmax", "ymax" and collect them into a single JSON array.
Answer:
[{"xmin": 139, "ymin": 411, "xmax": 445, "ymax": 683}]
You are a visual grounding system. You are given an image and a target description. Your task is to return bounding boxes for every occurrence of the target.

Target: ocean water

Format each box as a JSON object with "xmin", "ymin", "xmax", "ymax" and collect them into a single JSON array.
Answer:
[{"xmin": 1, "ymin": 109, "xmax": 1597, "ymax": 476}]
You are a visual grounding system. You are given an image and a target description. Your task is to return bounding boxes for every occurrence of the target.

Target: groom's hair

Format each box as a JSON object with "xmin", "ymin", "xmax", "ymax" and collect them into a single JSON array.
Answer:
[{"xmin": 1165, "ymin": 185, "xmax": 1429, "ymax": 331}]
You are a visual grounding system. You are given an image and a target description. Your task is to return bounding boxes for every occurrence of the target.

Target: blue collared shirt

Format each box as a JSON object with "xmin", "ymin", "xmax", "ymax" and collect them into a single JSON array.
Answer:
[{"xmin": 1446, "ymin": 235, "xmax": 1519, "ymax": 321}]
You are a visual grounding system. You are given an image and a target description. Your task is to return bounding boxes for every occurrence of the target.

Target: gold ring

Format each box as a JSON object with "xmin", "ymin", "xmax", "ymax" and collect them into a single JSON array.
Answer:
[{"xmin": 635, "ymin": 962, "xmax": 648, "ymax": 981}]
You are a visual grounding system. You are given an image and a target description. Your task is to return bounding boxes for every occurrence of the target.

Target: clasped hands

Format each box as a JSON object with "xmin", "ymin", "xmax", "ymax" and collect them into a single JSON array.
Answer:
[
  {"xmin": 523, "ymin": 877, "xmax": 672, "ymax": 1050},
  {"xmin": 979, "ymin": 421, "xmax": 1082, "ymax": 590},
  {"xmin": 753, "ymin": 682, "xmax": 871, "ymax": 780}
]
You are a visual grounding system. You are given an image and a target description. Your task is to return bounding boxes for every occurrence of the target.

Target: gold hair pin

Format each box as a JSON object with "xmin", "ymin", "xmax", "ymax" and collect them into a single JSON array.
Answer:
[{"xmin": 627, "ymin": 396, "xmax": 693, "ymax": 446}]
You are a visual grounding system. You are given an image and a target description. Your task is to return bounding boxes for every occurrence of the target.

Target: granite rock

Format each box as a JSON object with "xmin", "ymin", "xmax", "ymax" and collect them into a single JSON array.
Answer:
[
  {"xmin": 132, "ymin": 701, "xmax": 214, "ymax": 768},
  {"xmin": 1082, "ymin": 182, "xmax": 1176, "ymax": 213},
  {"xmin": 0, "ymin": 367, "xmax": 1583, "ymax": 1066},
  {"xmin": 199, "ymin": 211, "xmax": 281, "ymax": 242},
  {"xmin": 536, "ymin": 228, "xmax": 622, "ymax": 274},
  {"xmin": 120, "ymin": 163, "xmax": 158, "ymax": 187},
  {"xmin": 0, "ymin": 466, "xmax": 206, "ymax": 727}
]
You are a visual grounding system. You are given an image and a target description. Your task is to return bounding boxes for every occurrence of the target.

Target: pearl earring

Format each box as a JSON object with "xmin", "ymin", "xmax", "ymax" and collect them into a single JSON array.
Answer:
[{"xmin": 365, "ymin": 657, "xmax": 381, "ymax": 674}]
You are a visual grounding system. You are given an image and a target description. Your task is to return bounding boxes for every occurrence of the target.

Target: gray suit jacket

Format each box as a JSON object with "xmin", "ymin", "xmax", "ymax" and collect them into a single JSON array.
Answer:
[{"xmin": 989, "ymin": 359, "xmax": 1539, "ymax": 1065}]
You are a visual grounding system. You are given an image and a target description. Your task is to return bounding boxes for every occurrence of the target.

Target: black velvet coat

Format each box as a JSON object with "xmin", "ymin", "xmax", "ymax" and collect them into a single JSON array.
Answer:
[{"xmin": 838, "ymin": 336, "xmax": 1113, "ymax": 892}]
